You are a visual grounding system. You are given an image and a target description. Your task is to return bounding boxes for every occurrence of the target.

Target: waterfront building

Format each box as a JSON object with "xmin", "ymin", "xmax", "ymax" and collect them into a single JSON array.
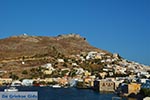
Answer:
[
  {"xmin": 114, "ymin": 80, "xmax": 124, "ymax": 90},
  {"xmin": 141, "ymin": 80, "xmax": 150, "ymax": 89},
  {"xmin": 11, "ymin": 80, "xmax": 22, "ymax": 86},
  {"xmin": 58, "ymin": 77, "xmax": 68, "ymax": 86},
  {"xmin": 143, "ymin": 97, "xmax": 150, "ymax": 100},
  {"xmin": 0, "ymin": 78, "xmax": 12, "ymax": 85},
  {"xmin": 140, "ymin": 79, "xmax": 149, "ymax": 84},
  {"xmin": 22, "ymin": 79, "xmax": 34, "ymax": 86},
  {"xmin": 128, "ymin": 83, "xmax": 141, "ymax": 95},
  {"xmin": 118, "ymin": 83, "xmax": 141, "ymax": 96},
  {"xmin": 94, "ymin": 80, "xmax": 115, "ymax": 92},
  {"xmin": 69, "ymin": 78, "xmax": 78, "ymax": 87},
  {"xmin": 84, "ymin": 77, "xmax": 94, "ymax": 87}
]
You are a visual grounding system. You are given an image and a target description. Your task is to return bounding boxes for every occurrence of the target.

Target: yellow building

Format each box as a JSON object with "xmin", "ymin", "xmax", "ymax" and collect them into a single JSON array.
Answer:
[
  {"xmin": 44, "ymin": 78, "xmax": 53, "ymax": 83},
  {"xmin": 84, "ymin": 71, "xmax": 91, "ymax": 76},
  {"xmin": 84, "ymin": 77, "xmax": 94, "ymax": 87},
  {"xmin": 128, "ymin": 83, "xmax": 141, "ymax": 95},
  {"xmin": 99, "ymin": 72, "xmax": 107, "ymax": 79},
  {"xmin": 58, "ymin": 77, "xmax": 68, "ymax": 86},
  {"xmin": 0, "ymin": 78, "xmax": 12, "ymax": 85},
  {"xmin": 95, "ymin": 54, "xmax": 102, "ymax": 59},
  {"xmin": 43, "ymin": 70, "xmax": 53, "ymax": 75}
]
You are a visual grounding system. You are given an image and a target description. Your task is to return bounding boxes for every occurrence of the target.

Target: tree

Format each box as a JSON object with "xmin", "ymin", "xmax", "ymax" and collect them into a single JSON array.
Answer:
[
  {"xmin": 22, "ymin": 56, "xmax": 25, "ymax": 61},
  {"xmin": 61, "ymin": 70, "xmax": 69, "ymax": 76},
  {"xmin": 22, "ymin": 70, "xmax": 28, "ymax": 74},
  {"xmin": 69, "ymin": 69, "xmax": 77, "ymax": 77},
  {"xmin": 51, "ymin": 70, "xmax": 61, "ymax": 78},
  {"xmin": 141, "ymin": 88, "xmax": 150, "ymax": 96},
  {"xmin": 63, "ymin": 63, "xmax": 68, "ymax": 67},
  {"xmin": 9, "ymin": 74, "xmax": 19, "ymax": 80}
]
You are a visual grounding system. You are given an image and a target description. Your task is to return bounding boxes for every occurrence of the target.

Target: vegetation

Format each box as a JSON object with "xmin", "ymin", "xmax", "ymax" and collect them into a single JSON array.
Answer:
[
  {"xmin": 22, "ymin": 70, "xmax": 28, "ymax": 74},
  {"xmin": 140, "ymin": 88, "xmax": 150, "ymax": 97},
  {"xmin": 141, "ymin": 88, "xmax": 150, "ymax": 96},
  {"xmin": 76, "ymin": 81, "xmax": 86, "ymax": 88},
  {"xmin": 69, "ymin": 69, "xmax": 77, "ymax": 77},
  {"xmin": 51, "ymin": 70, "xmax": 61, "ymax": 78},
  {"xmin": 0, "ymin": 34, "xmax": 105, "ymax": 78},
  {"xmin": 61, "ymin": 70, "xmax": 69, "ymax": 76},
  {"xmin": 9, "ymin": 74, "xmax": 19, "ymax": 80}
]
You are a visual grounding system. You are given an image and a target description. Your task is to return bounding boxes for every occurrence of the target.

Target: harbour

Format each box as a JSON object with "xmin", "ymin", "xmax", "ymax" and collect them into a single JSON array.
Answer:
[{"xmin": 0, "ymin": 86, "xmax": 133, "ymax": 100}]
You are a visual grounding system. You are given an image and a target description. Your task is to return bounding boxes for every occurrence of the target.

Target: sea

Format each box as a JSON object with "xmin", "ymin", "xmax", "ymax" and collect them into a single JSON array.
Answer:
[{"xmin": 0, "ymin": 86, "xmax": 133, "ymax": 100}]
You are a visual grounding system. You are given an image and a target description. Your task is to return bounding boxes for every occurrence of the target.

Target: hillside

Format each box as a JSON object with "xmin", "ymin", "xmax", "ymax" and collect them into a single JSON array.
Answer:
[
  {"xmin": 0, "ymin": 33, "xmax": 111, "ymax": 78},
  {"xmin": 0, "ymin": 33, "xmax": 148, "ymax": 80},
  {"xmin": 0, "ymin": 34, "xmax": 108, "ymax": 60}
]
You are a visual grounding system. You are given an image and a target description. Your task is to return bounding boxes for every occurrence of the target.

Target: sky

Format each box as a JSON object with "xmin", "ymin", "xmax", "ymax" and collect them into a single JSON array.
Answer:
[{"xmin": 0, "ymin": 0, "xmax": 150, "ymax": 65}]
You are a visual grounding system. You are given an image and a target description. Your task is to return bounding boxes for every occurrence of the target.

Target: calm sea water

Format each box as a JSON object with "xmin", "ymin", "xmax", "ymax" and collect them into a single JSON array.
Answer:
[{"xmin": 0, "ymin": 86, "xmax": 128, "ymax": 100}]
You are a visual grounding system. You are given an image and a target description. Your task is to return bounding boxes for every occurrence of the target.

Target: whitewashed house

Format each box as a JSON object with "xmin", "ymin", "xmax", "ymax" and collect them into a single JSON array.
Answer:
[
  {"xmin": 86, "ymin": 51, "xmax": 97, "ymax": 60},
  {"xmin": 58, "ymin": 59, "xmax": 64, "ymax": 63},
  {"xmin": 22, "ymin": 79, "xmax": 34, "ymax": 86}
]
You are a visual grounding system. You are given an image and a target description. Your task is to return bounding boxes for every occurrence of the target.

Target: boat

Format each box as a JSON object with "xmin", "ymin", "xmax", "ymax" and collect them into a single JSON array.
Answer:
[
  {"xmin": 4, "ymin": 86, "xmax": 18, "ymax": 92},
  {"xmin": 112, "ymin": 97, "xmax": 122, "ymax": 100},
  {"xmin": 52, "ymin": 84, "xmax": 61, "ymax": 88}
]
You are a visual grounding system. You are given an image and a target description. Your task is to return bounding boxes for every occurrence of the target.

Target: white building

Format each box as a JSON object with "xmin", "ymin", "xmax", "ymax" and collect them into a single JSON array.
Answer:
[
  {"xmin": 86, "ymin": 51, "xmax": 97, "ymax": 60},
  {"xmin": 11, "ymin": 80, "xmax": 22, "ymax": 86},
  {"xmin": 41, "ymin": 63, "xmax": 55, "ymax": 71},
  {"xmin": 58, "ymin": 59, "xmax": 64, "ymax": 63},
  {"xmin": 22, "ymin": 79, "xmax": 34, "ymax": 86}
]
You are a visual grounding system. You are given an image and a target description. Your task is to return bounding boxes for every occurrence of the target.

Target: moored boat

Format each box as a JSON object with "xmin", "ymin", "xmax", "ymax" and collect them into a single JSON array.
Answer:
[
  {"xmin": 52, "ymin": 84, "xmax": 61, "ymax": 88},
  {"xmin": 4, "ymin": 86, "xmax": 18, "ymax": 92}
]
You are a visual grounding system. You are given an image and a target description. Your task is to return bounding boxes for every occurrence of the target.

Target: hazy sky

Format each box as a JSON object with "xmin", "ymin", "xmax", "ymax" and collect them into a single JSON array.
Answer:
[{"xmin": 0, "ymin": 0, "xmax": 150, "ymax": 65}]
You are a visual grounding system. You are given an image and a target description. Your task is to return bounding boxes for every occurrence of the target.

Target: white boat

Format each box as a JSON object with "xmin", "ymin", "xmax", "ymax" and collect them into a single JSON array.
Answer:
[
  {"xmin": 52, "ymin": 84, "xmax": 61, "ymax": 88},
  {"xmin": 4, "ymin": 87, "xmax": 18, "ymax": 92}
]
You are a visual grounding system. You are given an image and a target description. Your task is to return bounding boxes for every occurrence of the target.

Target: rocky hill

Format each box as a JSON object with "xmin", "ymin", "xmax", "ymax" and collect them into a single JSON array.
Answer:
[
  {"xmin": 0, "ymin": 33, "xmax": 108, "ymax": 60},
  {"xmin": 0, "ymin": 33, "xmax": 149, "ymax": 79},
  {"xmin": 0, "ymin": 33, "xmax": 111, "ymax": 78}
]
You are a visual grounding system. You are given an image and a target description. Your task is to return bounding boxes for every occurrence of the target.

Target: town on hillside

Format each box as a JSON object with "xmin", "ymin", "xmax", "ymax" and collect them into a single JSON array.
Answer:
[{"xmin": 0, "ymin": 51, "xmax": 150, "ymax": 99}]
